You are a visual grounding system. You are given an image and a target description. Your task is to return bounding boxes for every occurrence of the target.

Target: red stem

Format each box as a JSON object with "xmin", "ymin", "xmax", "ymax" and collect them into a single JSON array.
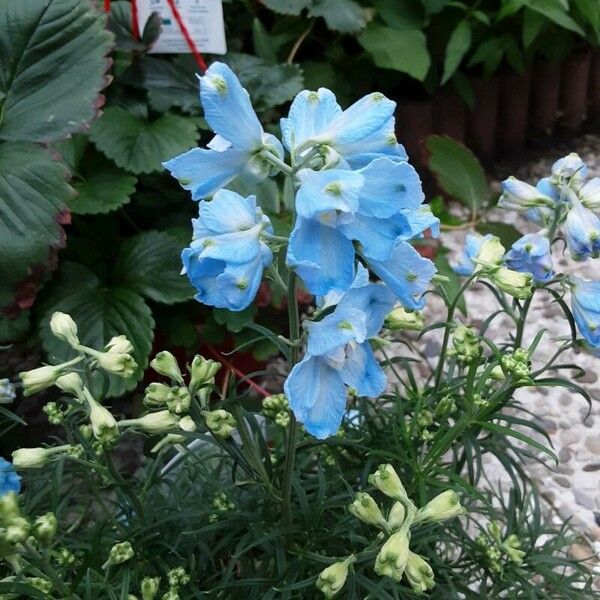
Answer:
[{"xmin": 165, "ymin": 0, "xmax": 207, "ymax": 72}]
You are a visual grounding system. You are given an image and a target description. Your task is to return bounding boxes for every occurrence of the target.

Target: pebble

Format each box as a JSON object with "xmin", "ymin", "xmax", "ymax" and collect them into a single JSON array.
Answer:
[
  {"xmin": 586, "ymin": 437, "xmax": 600, "ymax": 454},
  {"xmin": 583, "ymin": 464, "xmax": 600, "ymax": 472},
  {"xmin": 560, "ymin": 430, "xmax": 580, "ymax": 446},
  {"xmin": 554, "ymin": 475, "xmax": 571, "ymax": 488},
  {"xmin": 559, "ymin": 394, "xmax": 572, "ymax": 406},
  {"xmin": 559, "ymin": 447, "xmax": 572, "ymax": 462},
  {"xmin": 573, "ymin": 489, "xmax": 596, "ymax": 511}
]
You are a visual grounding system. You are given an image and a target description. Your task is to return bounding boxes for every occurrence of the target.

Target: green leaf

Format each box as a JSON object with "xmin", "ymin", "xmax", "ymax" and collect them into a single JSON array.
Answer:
[
  {"xmin": 39, "ymin": 262, "xmax": 154, "ymax": 397},
  {"xmin": 468, "ymin": 38, "xmax": 506, "ymax": 78},
  {"xmin": 114, "ymin": 231, "xmax": 193, "ymax": 304},
  {"xmin": 358, "ymin": 25, "xmax": 430, "ymax": 80},
  {"xmin": 261, "ymin": 0, "xmax": 311, "ymax": 15},
  {"xmin": 525, "ymin": 0, "xmax": 585, "ymax": 35},
  {"xmin": 71, "ymin": 151, "xmax": 137, "ymax": 215},
  {"xmin": 375, "ymin": 0, "xmax": 425, "ymax": 29},
  {"xmin": 0, "ymin": 312, "xmax": 30, "ymax": 344},
  {"xmin": 107, "ymin": 0, "xmax": 147, "ymax": 52},
  {"xmin": 425, "ymin": 135, "xmax": 488, "ymax": 215},
  {"xmin": 214, "ymin": 306, "xmax": 258, "ymax": 333},
  {"xmin": 89, "ymin": 108, "xmax": 198, "ymax": 174},
  {"xmin": 142, "ymin": 56, "xmax": 200, "ymax": 114},
  {"xmin": 0, "ymin": 0, "xmax": 113, "ymax": 143},
  {"xmin": 522, "ymin": 8, "xmax": 546, "ymax": 47},
  {"xmin": 434, "ymin": 250, "xmax": 467, "ymax": 316},
  {"xmin": 252, "ymin": 18, "xmax": 278, "ymax": 63},
  {"xmin": 442, "ymin": 20, "xmax": 472, "ymax": 84},
  {"xmin": 0, "ymin": 142, "xmax": 73, "ymax": 312},
  {"xmin": 309, "ymin": 0, "xmax": 372, "ymax": 33},
  {"xmin": 476, "ymin": 222, "xmax": 522, "ymax": 248}
]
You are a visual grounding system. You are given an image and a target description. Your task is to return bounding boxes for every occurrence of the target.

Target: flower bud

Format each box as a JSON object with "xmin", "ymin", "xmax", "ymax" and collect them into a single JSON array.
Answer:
[
  {"xmin": 105, "ymin": 335, "xmax": 134, "ymax": 355},
  {"xmin": 384, "ymin": 307, "xmax": 424, "ymax": 332},
  {"xmin": 126, "ymin": 411, "xmax": 180, "ymax": 434},
  {"xmin": 368, "ymin": 464, "xmax": 409, "ymax": 502},
  {"xmin": 103, "ymin": 541, "xmax": 134, "ymax": 569},
  {"xmin": 12, "ymin": 447, "xmax": 55, "ymax": 469},
  {"xmin": 262, "ymin": 394, "xmax": 289, "ymax": 419},
  {"xmin": 189, "ymin": 355, "xmax": 220, "ymax": 395},
  {"xmin": 19, "ymin": 365, "xmax": 64, "ymax": 396},
  {"xmin": 203, "ymin": 409, "xmax": 236, "ymax": 438},
  {"xmin": 315, "ymin": 555, "xmax": 355, "ymax": 598},
  {"xmin": 435, "ymin": 395, "xmax": 457, "ymax": 418},
  {"xmin": 50, "ymin": 312, "xmax": 79, "ymax": 347},
  {"xmin": 87, "ymin": 397, "xmax": 119, "ymax": 444},
  {"xmin": 474, "ymin": 237, "xmax": 505, "ymax": 270},
  {"xmin": 161, "ymin": 592, "xmax": 180, "ymax": 600},
  {"xmin": 167, "ymin": 567, "xmax": 190, "ymax": 588},
  {"xmin": 26, "ymin": 577, "xmax": 52, "ymax": 594},
  {"xmin": 166, "ymin": 388, "xmax": 191, "ymax": 415},
  {"xmin": 348, "ymin": 492, "xmax": 387, "ymax": 529},
  {"xmin": 405, "ymin": 551, "xmax": 435, "ymax": 593},
  {"xmin": 150, "ymin": 352, "xmax": 183, "ymax": 384},
  {"xmin": 551, "ymin": 152, "xmax": 587, "ymax": 187},
  {"xmin": 55, "ymin": 372, "xmax": 84, "ymax": 398},
  {"xmin": 386, "ymin": 501, "xmax": 406, "ymax": 532},
  {"xmin": 141, "ymin": 576, "xmax": 160, "ymax": 600},
  {"xmin": 4, "ymin": 516, "xmax": 30, "ymax": 543},
  {"xmin": 414, "ymin": 490, "xmax": 464, "ymax": 524},
  {"xmin": 95, "ymin": 351, "xmax": 137, "ymax": 378},
  {"xmin": 144, "ymin": 383, "xmax": 173, "ymax": 407},
  {"xmin": 179, "ymin": 416, "xmax": 196, "ymax": 432},
  {"xmin": 32, "ymin": 512, "xmax": 57, "ymax": 544},
  {"xmin": 499, "ymin": 177, "xmax": 554, "ymax": 211},
  {"xmin": 579, "ymin": 177, "xmax": 600, "ymax": 211},
  {"xmin": 374, "ymin": 530, "xmax": 410, "ymax": 581},
  {"xmin": 0, "ymin": 379, "xmax": 16, "ymax": 404},
  {"xmin": 451, "ymin": 325, "xmax": 481, "ymax": 364},
  {"xmin": 0, "ymin": 492, "xmax": 21, "ymax": 522},
  {"xmin": 79, "ymin": 424, "xmax": 93, "ymax": 440},
  {"xmin": 491, "ymin": 267, "xmax": 533, "ymax": 299}
]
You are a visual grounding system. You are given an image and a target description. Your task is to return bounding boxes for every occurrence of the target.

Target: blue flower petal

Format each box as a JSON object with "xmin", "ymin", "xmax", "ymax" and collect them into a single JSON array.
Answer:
[
  {"xmin": 284, "ymin": 355, "xmax": 347, "ymax": 439},
  {"xmin": 200, "ymin": 62, "xmax": 263, "ymax": 151},
  {"xmin": 341, "ymin": 342, "xmax": 387, "ymax": 398},
  {"xmin": 452, "ymin": 233, "xmax": 493, "ymax": 277},
  {"xmin": 367, "ymin": 240, "xmax": 436, "ymax": 309},
  {"xmin": 340, "ymin": 213, "xmax": 409, "ymax": 261},
  {"xmin": 287, "ymin": 217, "xmax": 356, "ymax": 295},
  {"xmin": 0, "ymin": 458, "xmax": 20, "ymax": 497},
  {"xmin": 504, "ymin": 233, "xmax": 553, "ymax": 283},
  {"xmin": 163, "ymin": 147, "xmax": 248, "ymax": 200},
  {"xmin": 304, "ymin": 307, "xmax": 367, "ymax": 356},
  {"xmin": 295, "ymin": 169, "xmax": 364, "ymax": 222},
  {"xmin": 564, "ymin": 201, "xmax": 600, "ymax": 261},
  {"xmin": 571, "ymin": 277, "xmax": 600, "ymax": 348},
  {"xmin": 199, "ymin": 190, "xmax": 258, "ymax": 233}
]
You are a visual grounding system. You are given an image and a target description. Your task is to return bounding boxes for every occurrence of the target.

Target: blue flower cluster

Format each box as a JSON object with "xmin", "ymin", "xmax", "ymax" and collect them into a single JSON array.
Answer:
[
  {"xmin": 454, "ymin": 153, "xmax": 600, "ymax": 355},
  {"xmin": 0, "ymin": 457, "xmax": 20, "ymax": 496},
  {"xmin": 166, "ymin": 63, "xmax": 439, "ymax": 438}
]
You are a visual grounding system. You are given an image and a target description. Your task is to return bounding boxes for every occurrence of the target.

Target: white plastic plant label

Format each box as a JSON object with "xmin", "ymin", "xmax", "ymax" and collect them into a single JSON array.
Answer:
[{"xmin": 137, "ymin": 0, "xmax": 227, "ymax": 55}]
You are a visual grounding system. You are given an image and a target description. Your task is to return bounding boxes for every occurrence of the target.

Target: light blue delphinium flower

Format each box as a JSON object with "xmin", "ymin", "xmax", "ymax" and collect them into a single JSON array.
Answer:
[
  {"xmin": 579, "ymin": 177, "xmax": 600, "ymax": 211},
  {"xmin": 570, "ymin": 277, "xmax": 600, "ymax": 351},
  {"xmin": 284, "ymin": 266, "xmax": 396, "ymax": 439},
  {"xmin": 288, "ymin": 157, "xmax": 438, "ymax": 301},
  {"xmin": 504, "ymin": 233, "xmax": 554, "ymax": 283},
  {"xmin": 551, "ymin": 153, "xmax": 587, "ymax": 189},
  {"xmin": 452, "ymin": 233, "xmax": 494, "ymax": 276},
  {"xmin": 181, "ymin": 189, "xmax": 273, "ymax": 311},
  {"xmin": 563, "ymin": 194, "xmax": 600, "ymax": 261},
  {"xmin": 164, "ymin": 62, "xmax": 284, "ymax": 200},
  {"xmin": 280, "ymin": 88, "xmax": 407, "ymax": 169},
  {"xmin": 0, "ymin": 458, "xmax": 21, "ymax": 496},
  {"xmin": 498, "ymin": 177, "xmax": 555, "ymax": 213}
]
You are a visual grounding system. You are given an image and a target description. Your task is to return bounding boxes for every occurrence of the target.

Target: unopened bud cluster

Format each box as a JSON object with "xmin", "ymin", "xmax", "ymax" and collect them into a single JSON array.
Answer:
[
  {"xmin": 450, "ymin": 325, "xmax": 481, "ymax": 364},
  {"xmin": 476, "ymin": 520, "xmax": 526, "ymax": 575},
  {"xmin": 209, "ymin": 492, "xmax": 234, "ymax": 523},
  {"xmin": 262, "ymin": 394, "xmax": 290, "ymax": 427}
]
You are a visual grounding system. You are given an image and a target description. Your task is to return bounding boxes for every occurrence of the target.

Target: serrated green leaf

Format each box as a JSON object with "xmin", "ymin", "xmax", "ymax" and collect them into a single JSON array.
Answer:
[
  {"xmin": 0, "ymin": 142, "xmax": 73, "ymax": 311},
  {"xmin": 90, "ymin": 107, "xmax": 198, "ymax": 174},
  {"xmin": 309, "ymin": 0, "xmax": 372, "ymax": 33},
  {"xmin": 114, "ymin": 231, "xmax": 193, "ymax": 304},
  {"xmin": 442, "ymin": 20, "xmax": 472, "ymax": 84},
  {"xmin": 358, "ymin": 25, "xmax": 430, "ymax": 81},
  {"xmin": 261, "ymin": 0, "xmax": 311, "ymax": 15},
  {"xmin": 142, "ymin": 56, "xmax": 200, "ymax": 114},
  {"xmin": 476, "ymin": 222, "xmax": 522, "ymax": 248},
  {"xmin": 107, "ymin": 0, "xmax": 148, "ymax": 52},
  {"xmin": 0, "ymin": 0, "xmax": 113, "ymax": 143},
  {"xmin": 39, "ymin": 262, "xmax": 154, "ymax": 397},
  {"xmin": 426, "ymin": 135, "xmax": 488, "ymax": 215},
  {"xmin": 71, "ymin": 151, "xmax": 137, "ymax": 215}
]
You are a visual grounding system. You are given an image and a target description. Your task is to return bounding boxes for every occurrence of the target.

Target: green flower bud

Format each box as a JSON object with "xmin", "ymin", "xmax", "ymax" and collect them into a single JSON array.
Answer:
[
  {"xmin": 103, "ymin": 541, "xmax": 134, "ymax": 569},
  {"xmin": 124, "ymin": 411, "xmax": 180, "ymax": 434},
  {"xmin": 43, "ymin": 401, "xmax": 64, "ymax": 425},
  {"xmin": 503, "ymin": 534, "xmax": 525, "ymax": 565},
  {"xmin": 474, "ymin": 237, "xmax": 505, "ymax": 270},
  {"xmin": 95, "ymin": 351, "xmax": 137, "ymax": 378},
  {"xmin": 167, "ymin": 567, "xmax": 189, "ymax": 588},
  {"xmin": 315, "ymin": 555, "xmax": 355, "ymax": 598},
  {"xmin": 189, "ymin": 355, "xmax": 220, "ymax": 395},
  {"xmin": 105, "ymin": 335, "xmax": 134, "ymax": 355},
  {"xmin": 384, "ymin": 306, "xmax": 424, "ymax": 332},
  {"xmin": 26, "ymin": 577, "xmax": 52, "ymax": 594},
  {"xmin": 141, "ymin": 576, "xmax": 160, "ymax": 600},
  {"xmin": 374, "ymin": 530, "xmax": 410, "ymax": 582},
  {"xmin": 161, "ymin": 592, "xmax": 179, "ymax": 600},
  {"xmin": 50, "ymin": 312, "xmax": 79, "ymax": 347},
  {"xmin": 203, "ymin": 409, "xmax": 236, "ymax": 438},
  {"xmin": 144, "ymin": 383, "xmax": 173, "ymax": 407},
  {"xmin": 0, "ymin": 379, "xmax": 16, "ymax": 404},
  {"xmin": 368, "ymin": 464, "xmax": 409, "ymax": 502},
  {"xmin": 451, "ymin": 325, "xmax": 481, "ymax": 364},
  {"xmin": 4, "ymin": 517, "xmax": 30, "ymax": 543},
  {"xmin": 212, "ymin": 492, "xmax": 234, "ymax": 513},
  {"xmin": 386, "ymin": 502, "xmax": 406, "ymax": 532},
  {"xmin": 416, "ymin": 410, "xmax": 433, "ymax": 428},
  {"xmin": 414, "ymin": 490, "xmax": 465, "ymax": 524},
  {"xmin": 150, "ymin": 352, "xmax": 183, "ymax": 384},
  {"xmin": 0, "ymin": 493, "xmax": 21, "ymax": 522},
  {"xmin": 348, "ymin": 492, "xmax": 387, "ymax": 529},
  {"xmin": 12, "ymin": 447, "xmax": 57, "ymax": 469},
  {"xmin": 79, "ymin": 424, "xmax": 93, "ymax": 440},
  {"xmin": 435, "ymin": 395, "xmax": 457, "ymax": 418},
  {"xmin": 87, "ymin": 396, "xmax": 119, "ymax": 444},
  {"xmin": 32, "ymin": 513, "xmax": 57, "ymax": 544},
  {"xmin": 491, "ymin": 267, "xmax": 533, "ymax": 299},
  {"xmin": 262, "ymin": 394, "xmax": 289, "ymax": 419},
  {"xmin": 405, "ymin": 551, "xmax": 435, "ymax": 593},
  {"xmin": 489, "ymin": 365, "xmax": 505, "ymax": 381},
  {"xmin": 166, "ymin": 388, "xmax": 191, "ymax": 415},
  {"xmin": 19, "ymin": 364, "xmax": 64, "ymax": 396},
  {"xmin": 179, "ymin": 416, "xmax": 196, "ymax": 432},
  {"xmin": 55, "ymin": 372, "xmax": 84, "ymax": 398},
  {"xmin": 274, "ymin": 411, "xmax": 290, "ymax": 427},
  {"xmin": 56, "ymin": 548, "xmax": 76, "ymax": 566}
]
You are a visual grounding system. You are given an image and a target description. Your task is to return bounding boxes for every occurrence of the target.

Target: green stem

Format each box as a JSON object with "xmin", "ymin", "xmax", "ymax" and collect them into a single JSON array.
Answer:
[
  {"xmin": 281, "ymin": 270, "xmax": 300, "ymax": 529},
  {"xmin": 261, "ymin": 150, "xmax": 293, "ymax": 175},
  {"xmin": 515, "ymin": 293, "xmax": 533, "ymax": 348}
]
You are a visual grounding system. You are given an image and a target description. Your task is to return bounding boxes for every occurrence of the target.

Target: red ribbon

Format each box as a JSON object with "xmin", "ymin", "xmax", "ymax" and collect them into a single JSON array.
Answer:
[{"xmin": 103, "ymin": 0, "xmax": 207, "ymax": 73}]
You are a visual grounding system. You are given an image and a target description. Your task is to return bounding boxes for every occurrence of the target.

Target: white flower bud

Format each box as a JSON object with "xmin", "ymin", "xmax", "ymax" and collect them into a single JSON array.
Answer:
[
  {"xmin": 315, "ymin": 555, "xmax": 355, "ymax": 598},
  {"xmin": 94, "ymin": 351, "xmax": 137, "ymax": 378},
  {"xmin": 405, "ymin": 551, "xmax": 435, "ymax": 593},
  {"xmin": 55, "ymin": 372, "xmax": 84, "ymax": 397},
  {"xmin": 348, "ymin": 492, "xmax": 387, "ymax": 529},
  {"xmin": 141, "ymin": 576, "xmax": 160, "ymax": 600},
  {"xmin": 203, "ymin": 409, "xmax": 236, "ymax": 438},
  {"xmin": 126, "ymin": 411, "xmax": 179, "ymax": 434},
  {"xmin": 12, "ymin": 447, "xmax": 54, "ymax": 469},
  {"xmin": 384, "ymin": 307, "xmax": 424, "ymax": 331},
  {"xmin": 414, "ymin": 490, "xmax": 465, "ymax": 524},
  {"xmin": 491, "ymin": 267, "xmax": 533, "ymax": 299},
  {"xmin": 387, "ymin": 501, "xmax": 406, "ymax": 532},
  {"xmin": 374, "ymin": 530, "xmax": 410, "ymax": 581},
  {"xmin": 368, "ymin": 464, "xmax": 409, "ymax": 502},
  {"xmin": 474, "ymin": 237, "xmax": 505, "ymax": 271},
  {"xmin": 105, "ymin": 335, "xmax": 134, "ymax": 355},
  {"xmin": 103, "ymin": 541, "xmax": 134, "ymax": 569},
  {"xmin": 189, "ymin": 355, "xmax": 221, "ymax": 395},
  {"xmin": 87, "ymin": 397, "xmax": 119, "ymax": 444},
  {"xmin": 50, "ymin": 312, "xmax": 79, "ymax": 347},
  {"xmin": 150, "ymin": 351, "xmax": 183, "ymax": 383},
  {"xmin": 32, "ymin": 512, "xmax": 57, "ymax": 544},
  {"xmin": 19, "ymin": 365, "xmax": 63, "ymax": 396}
]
